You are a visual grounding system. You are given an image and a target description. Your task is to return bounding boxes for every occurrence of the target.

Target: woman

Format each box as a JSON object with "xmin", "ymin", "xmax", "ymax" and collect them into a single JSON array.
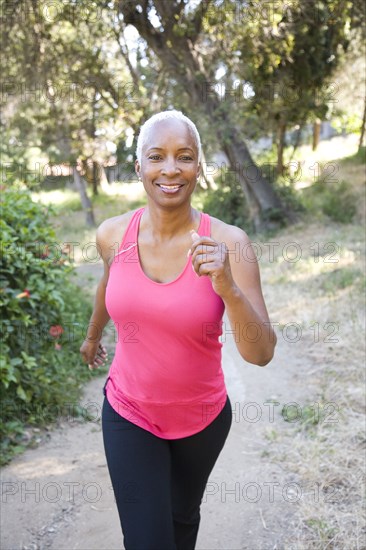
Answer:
[{"xmin": 80, "ymin": 110, "xmax": 277, "ymax": 549}]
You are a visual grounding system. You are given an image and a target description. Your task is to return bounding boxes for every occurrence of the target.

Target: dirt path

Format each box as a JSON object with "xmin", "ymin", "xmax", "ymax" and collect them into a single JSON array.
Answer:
[{"xmin": 0, "ymin": 260, "xmax": 324, "ymax": 550}]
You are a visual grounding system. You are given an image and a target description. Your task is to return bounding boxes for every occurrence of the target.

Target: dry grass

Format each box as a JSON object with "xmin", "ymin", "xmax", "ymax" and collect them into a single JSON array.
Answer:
[{"xmin": 258, "ymin": 211, "xmax": 365, "ymax": 547}]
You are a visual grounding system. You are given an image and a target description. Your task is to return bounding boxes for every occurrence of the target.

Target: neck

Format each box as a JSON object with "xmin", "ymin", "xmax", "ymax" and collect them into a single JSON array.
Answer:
[{"xmin": 143, "ymin": 202, "xmax": 198, "ymax": 241}]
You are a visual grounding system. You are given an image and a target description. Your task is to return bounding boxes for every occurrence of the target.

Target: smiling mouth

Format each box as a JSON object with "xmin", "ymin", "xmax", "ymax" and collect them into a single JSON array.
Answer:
[{"xmin": 156, "ymin": 184, "xmax": 184, "ymax": 191}]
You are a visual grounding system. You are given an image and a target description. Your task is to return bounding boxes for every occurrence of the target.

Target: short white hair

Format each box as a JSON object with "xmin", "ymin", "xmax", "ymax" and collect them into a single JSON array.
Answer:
[{"xmin": 135, "ymin": 110, "xmax": 202, "ymax": 164}]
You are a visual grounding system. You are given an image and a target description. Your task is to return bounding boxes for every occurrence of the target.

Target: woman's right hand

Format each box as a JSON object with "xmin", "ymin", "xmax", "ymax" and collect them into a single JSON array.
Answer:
[{"xmin": 80, "ymin": 340, "xmax": 108, "ymax": 370}]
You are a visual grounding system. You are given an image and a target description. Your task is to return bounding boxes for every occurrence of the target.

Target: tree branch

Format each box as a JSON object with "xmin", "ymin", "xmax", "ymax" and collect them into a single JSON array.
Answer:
[
  {"xmin": 154, "ymin": 0, "xmax": 185, "ymax": 31},
  {"xmin": 116, "ymin": 0, "xmax": 165, "ymax": 51},
  {"xmin": 111, "ymin": 20, "xmax": 140, "ymax": 89},
  {"xmin": 188, "ymin": 0, "xmax": 213, "ymax": 43}
]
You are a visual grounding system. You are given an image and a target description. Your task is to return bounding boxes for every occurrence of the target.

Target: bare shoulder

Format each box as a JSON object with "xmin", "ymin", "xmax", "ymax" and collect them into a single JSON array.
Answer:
[
  {"xmin": 96, "ymin": 209, "xmax": 139, "ymax": 262},
  {"xmin": 209, "ymin": 215, "xmax": 251, "ymax": 247},
  {"xmin": 209, "ymin": 215, "xmax": 258, "ymax": 267}
]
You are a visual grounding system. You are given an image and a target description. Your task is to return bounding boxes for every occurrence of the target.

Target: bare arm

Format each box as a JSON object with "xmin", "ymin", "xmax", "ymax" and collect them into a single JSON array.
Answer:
[
  {"xmin": 83, "ymin": 262, "xmax": 110, "ymax": 338},
  {"xmin": 79, "ymin": 224, "xmax": 112, "ymax": 369},
  {"xmin": 190, "ymin": 225, "xmax": 277, "ymax": 366},
  {"xmin": 220, "ymin": 230, "xmax": 277, "ymax": 366}
]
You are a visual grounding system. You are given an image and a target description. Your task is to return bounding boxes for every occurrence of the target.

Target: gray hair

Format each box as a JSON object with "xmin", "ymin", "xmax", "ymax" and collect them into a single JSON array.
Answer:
[{"xmin": 135, "ymin": 110, "xmax": 202, "ymax": 165}]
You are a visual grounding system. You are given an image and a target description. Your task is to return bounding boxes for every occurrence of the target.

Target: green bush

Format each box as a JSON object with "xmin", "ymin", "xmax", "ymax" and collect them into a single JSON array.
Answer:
[
  {"xmin": 258, "ymin": 159, "xmax": 304, "ymax": 219},
  {"xmin": 321, "ymin": 180, "xmax": 357, "ymax": 223},
  {"xmin": 0, "ymin": 187, "xmax": 94, "ymax": 464},
  {"xmin": 202, "ymin": 173, "xmax": 250, "ymax": 230},
  {"xmin": 302, "ymin": 179, "xmax": 357, "ymax": 223}
]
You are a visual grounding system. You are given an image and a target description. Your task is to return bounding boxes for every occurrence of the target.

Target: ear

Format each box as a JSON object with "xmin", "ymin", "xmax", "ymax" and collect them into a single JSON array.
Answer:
[
  {"xmin": 135, "ymin": 159, "xmax": 141, "ymax": 179},
  {"xmin": 196, "ymin": 162, "xmax": 202, "ymax": 180}
]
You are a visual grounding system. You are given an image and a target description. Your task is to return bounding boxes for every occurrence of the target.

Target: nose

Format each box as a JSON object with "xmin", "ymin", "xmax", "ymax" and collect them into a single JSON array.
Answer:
[{"xmin": 161, "ymin": 155, "xmax": 180, "ymax": 177}]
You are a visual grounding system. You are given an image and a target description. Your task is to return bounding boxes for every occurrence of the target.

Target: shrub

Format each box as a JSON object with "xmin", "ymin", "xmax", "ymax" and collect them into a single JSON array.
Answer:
[
  {"xmin": 321, "ymin": 180, "xmax": 357, "ymax": 223},
  {"xmin": 302, "ymin": 179, "xmax": 357, "ymax": 224},
  {"xmin": 202, "ymin": 173, "xmax": 250, "ymax": 230},
  {"xmin": 0, "ymin": 187, "xmax": 94, "ymax": 464},
  {"xmin": 259, "ymin": 160, "xmax": 304, "ymax": 220}
]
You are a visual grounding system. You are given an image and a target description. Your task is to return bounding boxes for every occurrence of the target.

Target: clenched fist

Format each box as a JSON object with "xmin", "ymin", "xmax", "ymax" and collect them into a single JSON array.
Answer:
[
  {"xmin": 188, "ymin": 229, "xmax": 236, "ymax": 299},
  {"xmin": 80, "ymin": 340, "xmax": 108, "ymax": 370}
]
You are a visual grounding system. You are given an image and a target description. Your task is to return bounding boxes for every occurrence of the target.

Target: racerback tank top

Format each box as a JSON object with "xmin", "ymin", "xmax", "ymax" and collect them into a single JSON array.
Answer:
[{"xmin": 104, "ymin": 206, "xmax": 228, "ymax": 439}]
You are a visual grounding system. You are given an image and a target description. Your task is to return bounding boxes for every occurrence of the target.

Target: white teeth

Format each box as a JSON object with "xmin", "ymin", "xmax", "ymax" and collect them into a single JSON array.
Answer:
[{"xmin": 159, "ymin": 185, "xmax": 181, "ymax": 190}]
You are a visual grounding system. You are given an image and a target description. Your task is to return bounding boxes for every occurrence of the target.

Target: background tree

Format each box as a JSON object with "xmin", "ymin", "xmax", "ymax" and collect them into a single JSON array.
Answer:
[
  {"xmin": 1, "ymin": 0, "xmax": 146, "ymax": 224},
  {"xmin": 222, "ymin": 0, "xmax": 361, "ymax": 173},
  {"xmin": 2, "ymin": 0, "xmax": 364, "ymax": 228}
]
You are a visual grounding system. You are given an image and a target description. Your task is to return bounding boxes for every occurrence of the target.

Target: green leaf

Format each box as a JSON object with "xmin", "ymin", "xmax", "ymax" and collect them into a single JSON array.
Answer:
[{"xmin": 16, "ymin": 385, "xmax": 28, "ymax": 401}]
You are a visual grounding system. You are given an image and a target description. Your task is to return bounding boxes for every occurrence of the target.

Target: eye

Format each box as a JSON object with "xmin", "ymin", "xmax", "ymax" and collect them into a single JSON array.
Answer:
[
  {"xmin": 148, "ymin": 154, "xmax": 162, "ymax": 160},
  {"xmin": 179, "ymin": 155, "xmax": 193, "ymax": 161}
]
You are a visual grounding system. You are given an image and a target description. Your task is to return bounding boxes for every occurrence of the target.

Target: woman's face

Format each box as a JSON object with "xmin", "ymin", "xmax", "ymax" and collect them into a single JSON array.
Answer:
[{"xmin": 135, "ymin": 118, "xmax": 201, "ymax": 206}]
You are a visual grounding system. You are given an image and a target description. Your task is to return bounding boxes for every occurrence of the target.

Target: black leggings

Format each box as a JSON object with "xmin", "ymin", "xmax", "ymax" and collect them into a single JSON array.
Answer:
[{"xmin": 101, "ymin": 385, "xmax": 232, "ymax": 550}]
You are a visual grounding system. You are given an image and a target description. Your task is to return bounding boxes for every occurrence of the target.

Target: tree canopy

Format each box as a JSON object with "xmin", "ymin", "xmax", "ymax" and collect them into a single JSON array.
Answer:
[{"xmin": 2, "ymin": 0, "xmax": 365, "ymax": 228}]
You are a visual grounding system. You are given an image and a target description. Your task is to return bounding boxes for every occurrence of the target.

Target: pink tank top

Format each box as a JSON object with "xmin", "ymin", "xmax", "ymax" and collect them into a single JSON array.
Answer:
[{"xmin": 104, "ymin": 207, "xmax": 228, "ymax": 439}]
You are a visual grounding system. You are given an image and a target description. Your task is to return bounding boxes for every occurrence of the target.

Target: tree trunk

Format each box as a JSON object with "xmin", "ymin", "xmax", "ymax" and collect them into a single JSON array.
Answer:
[
  {"xmin": 81, "ymin": 158, "xmax": 98, "ymax": 195},
  {"xmin": 312, "ymin": 118, "xmax": 321, "ymax": 151},
  {"xmin": 277, "ymin": 121, "xmax": 287, "ymax": 176},
  {"xmin": 73, "ymin": 166, "xmax": 95, "ymax": 227},
  {"xmin": 92, "ymin": 161, "xmax": 98, "ymax": 196},
  {"xmin": 359, "ymin": 94, "xmax": 366, "ymax": 151},
  {"xmin": 289, "ymin": 124, "xmax": 303, "ymax": 163}
]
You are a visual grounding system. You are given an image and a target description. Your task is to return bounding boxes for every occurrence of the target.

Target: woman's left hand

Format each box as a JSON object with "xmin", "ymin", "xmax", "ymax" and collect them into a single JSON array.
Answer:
[{"xmin": 188, "ymin": 230, "xmax": 237, "ymax": 299}]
